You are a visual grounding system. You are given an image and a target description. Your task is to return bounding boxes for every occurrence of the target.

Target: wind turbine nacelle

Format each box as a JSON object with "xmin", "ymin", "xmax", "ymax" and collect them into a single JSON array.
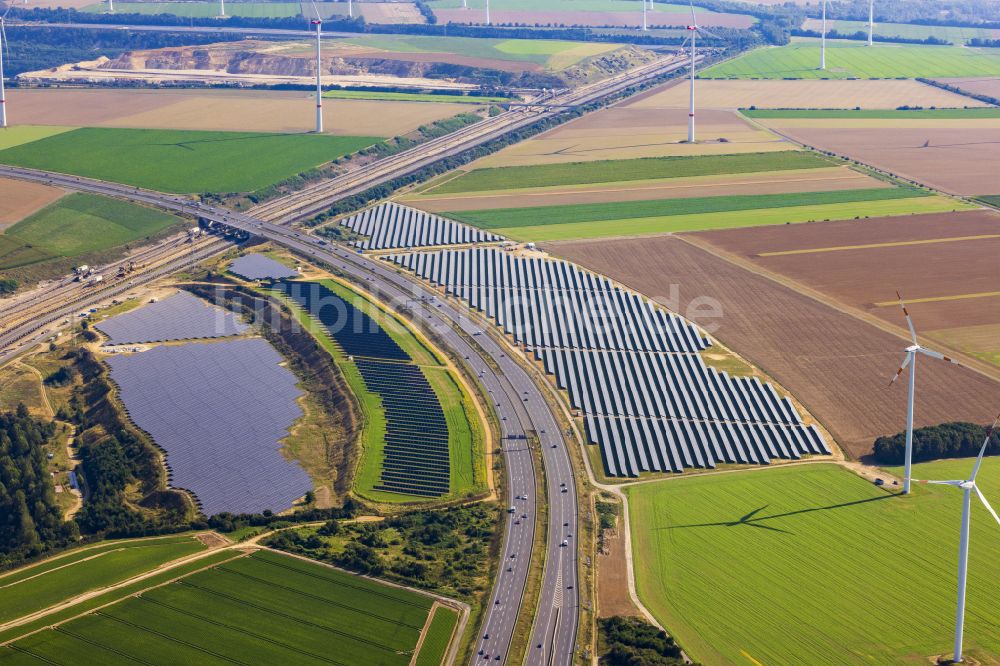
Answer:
[
  {"xmin": 311, "ymin": 19, "xmax": 322, "ymax": 25},
  {"xmin": 686, "ymin": 25, "xmax": 697, "ymax": 30}
]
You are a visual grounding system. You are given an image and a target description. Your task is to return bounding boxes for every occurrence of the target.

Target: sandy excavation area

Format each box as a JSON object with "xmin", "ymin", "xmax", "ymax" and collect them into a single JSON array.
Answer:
[
  {"xmin": 544, "ymin": 234, "xmax": 1000, "ymax": 458},
  {"xmin": 3, "ymin": 88, "xmax": 477, "ymax": 136},
  {"xmin": 643, "ymin": 79, "xmax": 986, "ymax": 109},
  {"xmin": 0, "ymin": 178, "xmax": 66, "ymax": 228},
  {"xmin": 404, "ymin": 166, "xmax": 889, "ymax": 211},
  {"xmin": 756, "ymin": 119, "xmax": 1000, "ymax": 196}
]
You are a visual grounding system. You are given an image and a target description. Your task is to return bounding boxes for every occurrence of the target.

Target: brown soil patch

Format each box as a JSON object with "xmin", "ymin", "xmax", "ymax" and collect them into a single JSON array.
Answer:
[
  {"xmin": 597, "ymin": 525, "xmax": 640, "ymax": 618},
  {"xmin": 544, "ymin": 235, "xmax": 1000, "ymax": 458},
  {"xmin": 0, "ymin": 178, "xmax": 66, "ymax": 228},
  {"xmin": 5, "ymin": 88, "xmax": 471, "ymax": 136},
  {"xmin": 358, "ymin": 1, "xmax": 426, "ymax": 23},
  {"xmin": 694, "ymin": 209, "xmax": 1000, "ymax": 330},
  {"xmin": 434, "ymin": 8, "xmax": 753, "ymax": 28},
  {"xmin": 195, "ymin": 532, "xmax": 230, "ymax": 548},
  {"xmin": 935, "ymin": 77, "xmax": 1000, "ymax": 101},
  {"xmin": 757, "ymin": 122, "xmax": 1000, "ymax": 195},
  {"xmin": 642, "ymin": 79, "xmax": 985, "ymax": 110},
  {"xmin": 406, "ymin": 166, "xmax": 887, "ymax": 212},
  {"xmin": 477, "ymin": 106, "xmax": 788, "ymax": 167}
]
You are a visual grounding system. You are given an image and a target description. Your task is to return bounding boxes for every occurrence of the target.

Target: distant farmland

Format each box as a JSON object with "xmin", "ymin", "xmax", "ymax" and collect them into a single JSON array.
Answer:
[
  {"xmin": 0, "ymin": 127, "xmax": 379, "ymax": 194},
  {"xmin": 82, "ymin": 0, "xmax": 303, "ymax": 16},
  {"xmin": 627, "ymin": 462, "xmax": 1000, "ymax": 665},
  {"xmin": 702, "ymin": 39, "xmax": 1000, "ymax": 79},
  {"xmin": 2, "ymin": 549, "xmax": 457, "ymax": 665}
]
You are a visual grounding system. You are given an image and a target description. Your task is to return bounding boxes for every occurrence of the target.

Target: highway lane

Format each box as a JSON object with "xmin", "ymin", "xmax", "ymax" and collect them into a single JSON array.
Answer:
[{"xmin": 0, "ymin": 165, "xmax": 581, "ymax": 664}]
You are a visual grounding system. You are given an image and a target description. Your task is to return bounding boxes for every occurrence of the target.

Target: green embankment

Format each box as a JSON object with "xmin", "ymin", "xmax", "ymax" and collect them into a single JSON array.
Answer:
[
  {"xmin": 323, "ymin": 90, "xmax": 511, "ymax": 105},
  {"xmin": 429, "ymin": 151, "xmax": 834, "ymax": 194},
  {"xmin": 627, "ymin": 462, "xmax": 1000, "ymax": 665},
  {"xmin": 744, "ymin": 108, "xmax": 1000, "ymax": 119},
  {"xmin": 0, "ymin": 127, "xmax": 380, "ymax": 194},
  {"xmin": 415, "ymin": 606, "xmax": 460, "ymax": 666},
  {"xmin": 0, "ymin": 193, "xmax": 181, "ymax": 270},
  {"xmin": 0, "ymin": 536, "xmax": 206, "ymax": 626},
  {"xmin": 702, "ymin": 39, "xmax": 1000, "ymax": 79}
]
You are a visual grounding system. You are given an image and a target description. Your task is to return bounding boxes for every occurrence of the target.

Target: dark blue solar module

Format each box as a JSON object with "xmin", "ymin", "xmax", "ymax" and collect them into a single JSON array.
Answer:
[
  {"xmin": 230, "ymin": 254, "xmax": 300, "ymax": 281},
  {"xmin": 273, "ymin": 281, "xmax": 409, "ymax": 361},
  {"xmin": 106, "ymin": 338, "xmax": 309, "ymax": 516},
  {"xmin": 96, "ymin": 291, "xmax": 248, "ymax": 345}
]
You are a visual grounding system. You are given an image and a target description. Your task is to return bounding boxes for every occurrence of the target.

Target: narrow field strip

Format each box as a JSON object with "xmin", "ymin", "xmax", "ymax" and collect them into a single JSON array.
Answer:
[
  {"xmin": 759, "ymin": 233, "xmax": 1000, "ymax": 256},
  {"xmin": 744, "ymin": 108, "xmax": 1000, "ymax": 119},
  {"xmin": 873, "ymin": 290, "xmax": 1000, "ymax": 307},
  {"xmin": 414, "ymin": 606, "xmax": 459, "ymax": 666}
]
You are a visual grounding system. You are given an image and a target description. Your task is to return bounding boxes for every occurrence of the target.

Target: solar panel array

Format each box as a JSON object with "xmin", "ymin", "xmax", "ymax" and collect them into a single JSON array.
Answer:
[
  {"xmin": 387, "ymin": 248, "xmax": 830, "ymax": 477},
  {"xmin": 273, "ymin": 281, "xmax": 451, "ymax": 497},
  {"xmin": 106, "ymin": 339, "xmax": 310, "ymax": 516},
  {"xmin": 96, "ymin": 291, "xmax": 248, "ymax": 344},
  {"xmin": 340, "ymin": 202, "xmax": 503, "ymax": 250},
  {"xmin": 229, "ymin": 254, "xmax": 299, "ymax": 281}
]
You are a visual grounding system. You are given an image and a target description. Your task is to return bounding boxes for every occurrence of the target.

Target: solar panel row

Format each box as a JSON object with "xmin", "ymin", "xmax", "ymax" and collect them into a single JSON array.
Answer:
[
  {"xmin": 386, "ymin": 248, "xmax": 831, "ymax": 477},
  {"xmin": 229, "ymin": 254, "xmax": 300, "ymax": 281},
  {"xmin": 106, "ymin": 339, "xmax": 310, "ymax": 516},
  {"xmin": 340, "ymin": 202, "xmax": 503, "ymax": 250},
  {"xmin": 274, "ymin": 281, "xmax": 450, "ymax": 498},
  {"xmin": 96, "ymin": 291, "xmax": 247, "ymax": 345},
  {"xmin": 389, "ymin": 248, "xmax": 709, "ymax": 353}
]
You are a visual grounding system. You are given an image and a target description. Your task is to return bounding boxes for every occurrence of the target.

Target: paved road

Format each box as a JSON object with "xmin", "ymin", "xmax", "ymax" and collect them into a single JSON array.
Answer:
[{"xmin": 0, "ymin": 165, "xmax": 580, "ymax": 665}]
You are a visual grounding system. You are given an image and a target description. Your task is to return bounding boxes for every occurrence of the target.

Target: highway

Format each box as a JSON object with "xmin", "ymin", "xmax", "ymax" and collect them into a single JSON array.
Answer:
[{"xmin": 0, "ymin": 165, "xmax": 580, "ymax": 664}]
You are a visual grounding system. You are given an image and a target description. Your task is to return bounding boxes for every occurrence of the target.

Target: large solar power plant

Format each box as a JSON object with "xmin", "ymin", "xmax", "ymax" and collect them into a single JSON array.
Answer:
[
  {"xmin": 388, "ymin": 248, "xmax": 830, "ymax": 477},
  {"xmin": 106, "ymin": 338, "xmax": 310, "ymax": 516},
  {"xmin": 96, "ymin": 291, "xmax": 248, "ymax": 344},
  {"xmin": 229, "ymin": 253, "xmax": 299, "ymax": 281},
  {"xmin": 273, "ymin": 281, "xmax": 452, "ymax": 497},
  {"xmin": 340, "ymin": 202, "xmax": 503, "ymax": 250}
]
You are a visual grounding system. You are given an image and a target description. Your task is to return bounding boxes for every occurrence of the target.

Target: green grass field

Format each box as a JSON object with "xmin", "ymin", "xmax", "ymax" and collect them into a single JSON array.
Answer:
[
  {"xmin": 0, "ymin": 126, "xmax": 75, "ymax": 151},
  {"xmin": 82, "ymin": 1, "xmax": 303, "ymax": 16},
  {"xmin": 488, "ymin": 195, "xmax": 964, "ymax": 240},
  {"xmin": 1, "ymin": 549, "xmax": 445, "ymax": 665},
  {"xmin": 744, "ymin": 108, "xmax": 1000, "ymax": 118},
  {"xmin": 323, "ymin": 90, "xmax": 510, "ymax": 104},
  {"xmin": 0, "ymin": 536, "xmax": 206, "ymax": 626},
  {"xmin": 274, "ymin": 280, "xmax": 484, "ymax": 504},
  {"xmin": 702, "ymin": 39, "xmax": 1000, "ymax": 79},
  {"xmin": 806, "ymin": 18, "xmax": 1000, "ymax": 45},
  {"xmin": 415, "ymin": 606, "xmax": 459, "ymax": 666},
  {"xmin": 0, "ymin": 193, "xmax": 181, "ymax": 270},
  {"xmin": 428, "ymin": 151, "xmax": 835, "ymax": 195},
  {"xmin": 627, "ymin": 461, "xmax": 1000, "ymax": 665},
  {"xmin": 342, "ymin": 34, "xmax": 618, "ymax": 70},
  {"xmin": 447, "ymin": 187, "xmax": 931, "ymax": 229},
  {"xmin": 0, "ymin": 127, "xmax": 379, "ymax": 194}
]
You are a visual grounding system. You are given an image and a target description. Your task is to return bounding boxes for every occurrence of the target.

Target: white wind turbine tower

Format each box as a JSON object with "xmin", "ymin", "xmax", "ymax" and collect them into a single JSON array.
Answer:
[
  {"xmin": 485, "ymin": 0, "xmax": 490, "ymax": 25},
  {"xmin": 107, "ymin": 0, "xmax": 114, "ymax": 13},
  {"xmin": 889, "ymin": 292, "xmax": 961, "ymax": 494},
  {"xmin": 867, "ymin": 0, "xmax": 874, "ymax": 45},
  {"xmin": 218, "ymin": 0, "xmax": 225, "ymax": 18},
  {"xmin": 0, "ymin": 6, "xmax": 9, "ymax": 129},
  {"xmin": 918, "ymin": 415, "xmax": 1000, "ymax": 663},
  {"xmin": 641, "ymin": 0, "xmax": 647, "ymax": 31},
  {"xmin": 819, "ymin": 0, "xmax": 827, "ymax": 69},
  {"xmin": 683, "ymin": 1, "xmax": 720, "ymax": 143},
  {"xmin": 310, "ymin": 4, "xmax": 324, "ymax": 133}
]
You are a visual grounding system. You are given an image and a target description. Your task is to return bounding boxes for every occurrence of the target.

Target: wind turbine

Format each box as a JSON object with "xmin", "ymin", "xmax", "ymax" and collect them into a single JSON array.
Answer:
[
  {"xmin": 819, "ymin": 0, "xmax": 827, "ymax": 69},
  {"xmin": 889, "ymin": 292, "xmax": 961, "ymax": 494},
  {"xmin": 641, "ymin": 0, "xmax": 647, "ymax": 31},
  {"xmin": 310, "ymin": 3, "xmax": 323, "ymax": 134},
  {"xmin": 867, "ymin": 0, "xmax": 874, "ymax": 46},
  {"xmin": 0, "ymin": 5, "xmax": 9, "ymax": 129},
  {"xmin": 485, "ymin": 0, "xmax": 490, "ymax": 25},
  {"xmin": 219, "ymin": 0, "xmax": 225, "ymax": 17},
  {"xmin": 683, "ymin": 1, "xmax": 720, "ymax": 143},
  {"xmin": 918, "ymin": 415, "xmax": 1000, "ymax": 664}
]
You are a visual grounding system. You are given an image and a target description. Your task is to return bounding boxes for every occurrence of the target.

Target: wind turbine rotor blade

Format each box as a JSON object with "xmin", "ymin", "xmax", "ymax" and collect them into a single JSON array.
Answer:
[
  {"xmin": 920, "ymin": 479, "xmax": 964, "ymax": 486},
  {"xmin": 309, "ymin": 0, "xmax": 321, "ymax": 19},
  {"xmin": 915, "ymin": 346, "xmax": 959, "ymax": 365},
  {"xmin": 974, "ymin": 485, "xmax": 1000, "ymax": 528},
  {"xmin": 888, "ymin": 354, "xmax": 911, "ymax": 386},
  {"xmin": 697, "ymin": 26, "xmax": 723, "ymax": 39},
  {"xmin": 896, "ymin": 290, "xmax": 918, "ymax": 345},
  {"xmin": 969, "ymin": 413, "xmax": 1000, "ymax": 481},
  {"xmin": 688, "ymin": 0, "xmax": 696, "ymax": 26}
]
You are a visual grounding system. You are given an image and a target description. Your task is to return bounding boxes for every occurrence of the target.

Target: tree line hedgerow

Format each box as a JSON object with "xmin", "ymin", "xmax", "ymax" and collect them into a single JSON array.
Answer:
[{"xmin": 873, "ymin": 421, "xmax": 1000, "ymax": 465}]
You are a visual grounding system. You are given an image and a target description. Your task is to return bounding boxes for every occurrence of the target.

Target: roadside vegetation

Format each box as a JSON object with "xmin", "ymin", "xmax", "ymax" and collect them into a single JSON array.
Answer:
[{"xmin": 598, "ymin": 616, "xmax": 689, "ymax": 666}]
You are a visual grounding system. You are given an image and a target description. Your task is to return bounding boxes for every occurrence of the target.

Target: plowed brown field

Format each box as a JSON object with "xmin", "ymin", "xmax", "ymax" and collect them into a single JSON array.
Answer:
[
  {"xmin": 933, "ymin": 77, "xmax": 1000, "ymax": 101},
  {"xmin": 0, "ymin": 178, "xmax": 66, "ymax": 228},
  {"xmin": 357, "ymin": 2, "xmax": 425, "ymax": 23},
  {"xmin": 756, "ymin": 122, "xmax": 1000, "ymax": 195},
  {"xmin": 545, "ymin": 234, "xmax": 1000, "ymax": 458}
]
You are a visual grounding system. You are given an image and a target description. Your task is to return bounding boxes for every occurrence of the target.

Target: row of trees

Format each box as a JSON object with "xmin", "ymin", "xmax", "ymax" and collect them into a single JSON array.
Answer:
[
  {"xmin": 599, "ymin": 616, "xmax": 690, "ymax": 666},
  {"xmin": 0, "ymin": 406, "xmax": 79, "ymax": 569},
  {"xmin": 873, "ymin": 422, "xmax": 1000, "ymax": 465}
]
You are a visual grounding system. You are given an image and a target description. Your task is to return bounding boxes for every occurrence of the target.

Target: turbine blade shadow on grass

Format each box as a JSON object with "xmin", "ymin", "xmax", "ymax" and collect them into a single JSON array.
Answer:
[{"xmin": 663, "ymin": 495, "xmax": 896, "ymax": 534}]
